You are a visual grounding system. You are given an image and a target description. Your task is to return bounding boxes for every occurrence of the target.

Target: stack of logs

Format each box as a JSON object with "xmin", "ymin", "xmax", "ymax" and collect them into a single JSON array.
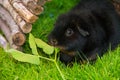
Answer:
[{"xmin": 0, "ymin": 0, "xmax": 50, "ymax": 50}]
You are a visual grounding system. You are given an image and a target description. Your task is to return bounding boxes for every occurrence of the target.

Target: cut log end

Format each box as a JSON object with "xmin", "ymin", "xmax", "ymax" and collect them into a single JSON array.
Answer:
[
  {"xmin": 37, "ymin": 0, "xmax": 47, "ymax": 6},
  {"xmin": 19, "ymin": 21, "xmax": 32, "ymax": 33},
  {"xmin": 12, "ymin": 32, "xmax": 26, "ymax": 46},
  {"xmin": 22, "ymin": 23, "xmax": 32, "ymax": 33},
  {"xmin": 28, "ymin": 15, "xmax": 38, "ymax": 23},
  {"xmin": 34, "ymin": 6, "xmax": 44, "ymax": 15},
  {"xmin": 28, "ymin": 1, "xmax": 44, "ymax": 15}
]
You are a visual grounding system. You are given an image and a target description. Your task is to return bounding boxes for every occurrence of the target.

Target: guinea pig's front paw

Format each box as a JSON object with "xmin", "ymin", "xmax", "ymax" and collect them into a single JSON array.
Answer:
[{"xmin": 59, "ymin": 52, "xmax": 75, "ymax": 65}]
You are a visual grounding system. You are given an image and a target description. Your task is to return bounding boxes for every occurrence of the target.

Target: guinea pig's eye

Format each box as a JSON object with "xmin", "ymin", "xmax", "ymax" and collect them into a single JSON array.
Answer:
[{"xmin": 65, "ymin": 28, "xmax": 74, "ymax": 37}]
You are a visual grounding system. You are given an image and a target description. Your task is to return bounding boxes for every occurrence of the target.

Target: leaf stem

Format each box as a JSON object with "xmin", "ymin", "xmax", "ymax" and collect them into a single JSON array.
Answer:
[
  {"xmin": 38, "ymin": 51, "xmax": 66, "ymax": 80},
  {"xmin": 38, "ymin": 55, "xmax": 54, "ymax": 62},
  {"xmin": 54, "ymin": 48, "xmax": 58, "ymax": 61},
  {"xmin": 54, "ymin": 48, "xmax": 66, "ymax": 80},
  {"xmin": 54, "ymin": 61, "xmax": 66, "ymax": 80}
]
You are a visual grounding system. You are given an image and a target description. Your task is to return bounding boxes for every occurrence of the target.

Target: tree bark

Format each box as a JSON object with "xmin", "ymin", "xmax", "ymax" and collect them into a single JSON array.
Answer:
[
  {"xmin": 0, "ymin": 5, "xmax": 26, "ymax": 46},
  {"xmin": 0, "ymin": 18, "xmax": 21, "ymax": 50},
  {"xmin": 0, "ymin": 34, "xmax": 8, "ymax": 50}
]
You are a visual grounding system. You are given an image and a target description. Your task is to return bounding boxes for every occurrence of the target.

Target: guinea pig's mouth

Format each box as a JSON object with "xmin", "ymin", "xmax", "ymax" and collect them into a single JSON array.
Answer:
[
  {"xmin": 55, "ymin": 45, "xmax": 76, "ymax": 56},
  {"xmin": 50, "ymin": 43, "xmax": 77, "ymax": 56}
]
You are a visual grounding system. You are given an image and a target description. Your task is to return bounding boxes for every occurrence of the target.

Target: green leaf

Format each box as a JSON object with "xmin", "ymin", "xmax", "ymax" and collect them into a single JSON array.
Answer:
[
  {"xmin": 55, "ymin": 48, "xmax": 60, "ymax": 54},
  {"xmin": 29, "ymin": 33, "xmax": 38, "ymax": 55},
  {"xmin": 6, "ymin": 49, "xmax": 40, "ymax": 65},
  {"xmin": 35, "ymin": 38, "xmax": 54, "ymax": 55}
]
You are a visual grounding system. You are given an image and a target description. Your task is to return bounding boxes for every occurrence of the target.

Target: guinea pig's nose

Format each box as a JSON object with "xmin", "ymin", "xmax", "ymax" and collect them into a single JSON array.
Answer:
[{"xmin": 50, "ymin": 38, "xmax": 58, "ymax": 46}]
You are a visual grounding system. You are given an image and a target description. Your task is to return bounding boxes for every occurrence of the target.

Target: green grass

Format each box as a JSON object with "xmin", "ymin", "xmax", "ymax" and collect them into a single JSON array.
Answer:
[{"xmin": 0, "ymin": 0, "xmax": 120, "ymax": 80}]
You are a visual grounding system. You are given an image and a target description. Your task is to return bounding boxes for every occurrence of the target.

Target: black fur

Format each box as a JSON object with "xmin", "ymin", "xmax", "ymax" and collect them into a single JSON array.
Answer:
[{"xmin": 48, "ymin": 0, "xmax": 120, "ymax": 65}]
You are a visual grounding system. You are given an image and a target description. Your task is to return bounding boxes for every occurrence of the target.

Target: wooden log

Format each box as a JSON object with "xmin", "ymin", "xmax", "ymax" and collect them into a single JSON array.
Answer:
[
  {"xmin": 0, "ymin": 0, "xmax": 32, "ymax": 33},
  {"xmin": 19, "ymin": 21, "xmax": 32, "ymax": 33},
  {"xmin": 0, "ymin": 18, "xmax": 12, "ymax": 46},
  {"xmin": 12, "ymin": 32, "xmax": 26, "ymax": 46},
  {"xmin": 0, "ymin": 34, "xmax": 8, "ymax": 50},
  {"xmin": 0, "ymin": 5, "xmax": 26, "ymax": 46},
  {"xmin": 34, "ymin": 0, "xmax": 51, "ymax": 6},
  {"xmin": 9, "ymin": 0, "xmax": 38, "ymax": 23},
  {"xmin": 35, "ymin": 0, "xmax": 46, "ymax": 6},
  {"xmin": 21, "ymin": 0, "xmax": 44, "ymax": 15},
  {"xmin": 0, "ymin": 18, "xmax": 21, "ymax": 50}
]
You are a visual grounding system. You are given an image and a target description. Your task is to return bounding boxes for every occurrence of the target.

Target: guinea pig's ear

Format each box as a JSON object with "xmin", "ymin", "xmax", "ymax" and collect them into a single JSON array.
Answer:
[{"xmin": 77, "ymin": 26, "xmax": 89, "ymax": 37}]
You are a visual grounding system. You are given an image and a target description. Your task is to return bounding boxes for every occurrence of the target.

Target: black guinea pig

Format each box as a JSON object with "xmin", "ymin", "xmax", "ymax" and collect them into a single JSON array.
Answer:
[{"xmin": 48, "ymin": 0, "xmax": 120, "ymax": 65}]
